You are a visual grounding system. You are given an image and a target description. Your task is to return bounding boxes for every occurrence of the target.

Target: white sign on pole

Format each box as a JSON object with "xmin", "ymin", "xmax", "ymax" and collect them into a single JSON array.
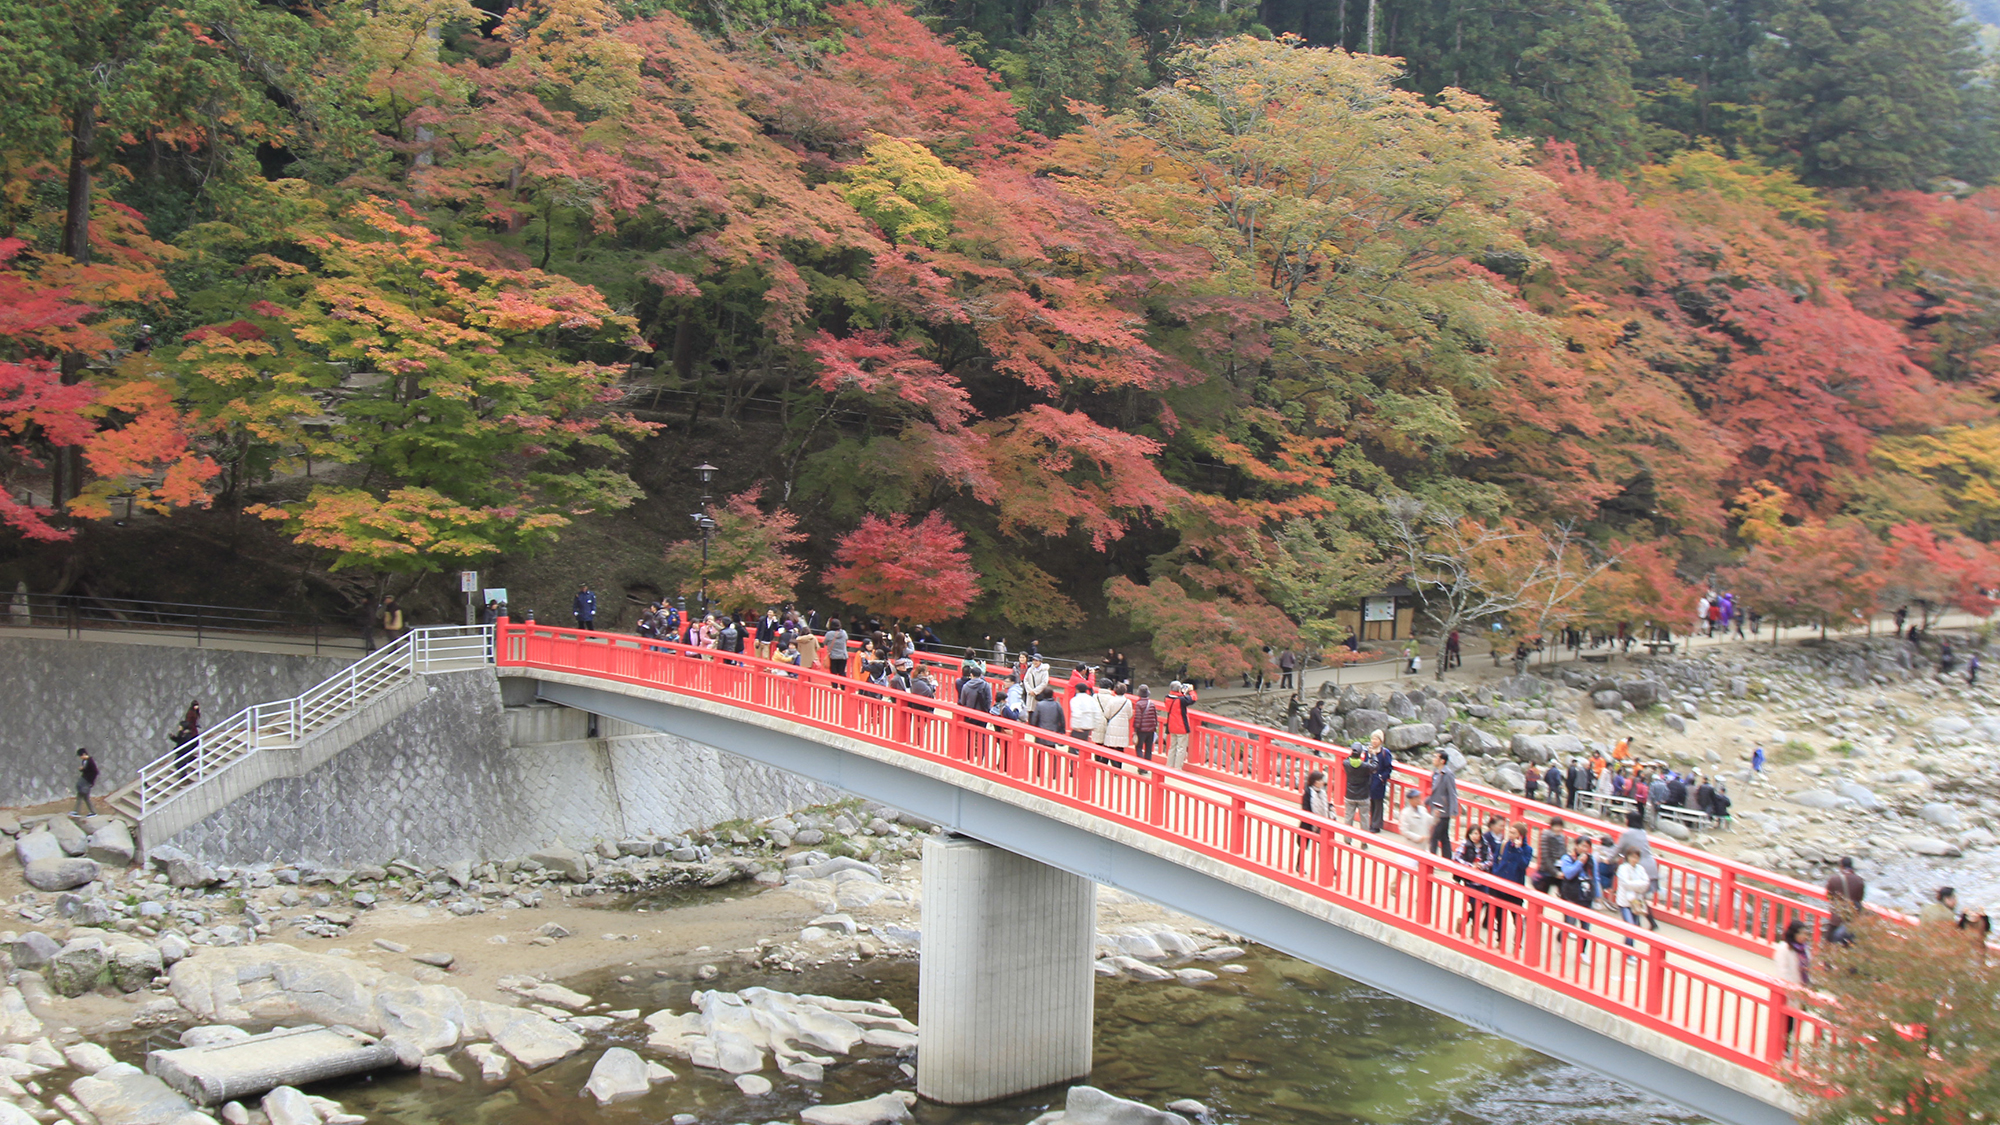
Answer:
[{"xmin": 460, "ymin": 570, "xmax": 479, "ymax": 593}]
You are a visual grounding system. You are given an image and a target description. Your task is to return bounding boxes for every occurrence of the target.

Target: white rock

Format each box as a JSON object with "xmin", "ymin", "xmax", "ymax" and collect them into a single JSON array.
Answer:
[
  {"xmin": 1109, "ymin": 956, "xmax": 1174, "ymax": 982},
  {"xmin": 62, "ymin": 1043, "xmax": 116, "ymax": 1075},
  {"xmin": 734, "ymin": 1073, "xmax": 772, "ymax": 1096},
  {"xmin": 465, "ymin": 1043, "xmax": 512, "ymax": 1083},
  {"xmin": 800, "ymin": 1091, "xmax": 918, "ymax": 1125},
  {"xmin": 582, "ymin": 1047, "xmax": 651, "ymax": 1105},
  {"xmin": 490, "ymin": 1010, "xmax": 585, "ymax": 1071},
  {"xmin": 1057, "ymin": 1085, "xmax": 1191, "ymax": 1124},
  {"xmin": 1172, "ymin": 968, "xmax": 1218, "ymax": 984},
  {"xmin": 262, "ymin": 1085, "xmax": 320, "ymax": 1125},
  {"xmin": 420, "ymin": 1055, "xmax": 463, "ymax": 1082},
  {"xmin": 1904, "ymin": 835, "xmax": 1963, "ymax": 857}
]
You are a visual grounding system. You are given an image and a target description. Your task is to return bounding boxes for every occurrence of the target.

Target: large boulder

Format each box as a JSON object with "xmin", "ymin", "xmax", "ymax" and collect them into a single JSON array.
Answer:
[
  {"xmin": 14, "ymin": 829, "xmax": 64, "ymax": 868},
  {"xmin": 86, "ymin": 821, "xmax": 136, "ymax": 867},
  {"xmin": 1454, "ymin": 725, "xmax": 1506, "ymax": 756},
  {"xmin": 1591, "ymin": 690, "xmax": 1622, "ymax": 710},
  {"xmin": 1510, "ymin": 733, "xmax": 1584, "ymax": 766},
  {"xmin": 107, "ymin": 940, "xmax": 163, "ymax": 993},
  {"xmin": 529, "ymin": 847, "xmax": 589, "ymax": 883},
  {"xmin": 71, "ymin": 1062, "xmax": 205, "ymax": 1125},
  {"xmin": 1787, "ymin": 790, "xmax": 1846, "ymax": 810},
  {"xmin": 489, "ymin": 1009, "xmax": 585, "ymax": 1070},
  {"xmin": 12, "ymin": 931, "xmax": 61, "ymax": 970},
  {"xmin": 46, "ymin": 816, "xmax": 88, "ymax": 857},
  {"xmin": 166, "ymin": 857, "xmax": 219, "ymax": 889},
  {"xmin": 49, "ymin": 935, "xmax": 109, "ymax": 997},
  {"xmin": 1420, "ymin": 698, "xmax": 1452, "ymax": 727},
  {"xmin": 1835, "ymin": 783, "xmax": 1883, "ymax": 811},
  {"xmin": 1497, "ymin": 674, "xmax": 1546, "ymax": 701},
  {"xmin": 1384, "ymin": 693, "xmax": 1418, "ymax": 721},
  {"xmin": 582, "ymin": 1048, "xmax": 652, "ymax": 1105},
  {"xmin": 1920, "ymin": 803, "xmax": 1964, "ymax": 830},
  {"xmin": 1663, "ymin": 713, "xmax": 1687, "ymax": 734},
  {"xmin": 1617, "ymin": 680, "xmax": 1662, "ymax": 708},
  {"xmin": 25, "ymin": 857, "xmax": 100, "ymax": 892},
  {"xmin": 1384, "ymin": 724, "xmax": 1436, "ymax": 752},
  {"xmin": 1344, "ymin": 709, "xmax": 1392, "ymax": 742}
]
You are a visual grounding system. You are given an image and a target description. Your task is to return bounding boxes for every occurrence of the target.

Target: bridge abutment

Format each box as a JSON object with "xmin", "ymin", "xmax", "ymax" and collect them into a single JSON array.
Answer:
[{"xmin": 916, "ymin": 834, "xmax": 1096, "ymax": 1104}]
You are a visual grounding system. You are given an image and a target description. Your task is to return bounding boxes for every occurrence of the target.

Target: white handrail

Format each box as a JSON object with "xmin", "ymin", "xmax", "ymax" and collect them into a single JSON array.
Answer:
[{"xmin": 126, "ymin": 625, "xmax": 493, "ymax": 816}]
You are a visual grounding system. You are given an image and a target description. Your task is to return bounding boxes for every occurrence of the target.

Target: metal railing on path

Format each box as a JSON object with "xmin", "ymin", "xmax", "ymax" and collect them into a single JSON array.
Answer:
[
  {"xmin": 2, "ymin": 591, "xmax": 351, "ymax": 653},
  {"xmin": 496, "ymin": 620, "xmax": 1831, "ymax": 1082},
  {"xmin": 109, "ymin": 626, "xmax": 490, "ymax": 822}
]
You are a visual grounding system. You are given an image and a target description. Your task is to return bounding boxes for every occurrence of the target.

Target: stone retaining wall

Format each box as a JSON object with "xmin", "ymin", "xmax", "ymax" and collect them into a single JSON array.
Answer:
[
  {"xmin": 162, "ymin": 670, "xmax": 841, "ymax": 866},
  {"xmin": 0, "ymin": 636, "xmax": 351, "ymax": 805},
  {"xmin": 0, "ymin": 636, "xmax": 842, "ymax": 865}
]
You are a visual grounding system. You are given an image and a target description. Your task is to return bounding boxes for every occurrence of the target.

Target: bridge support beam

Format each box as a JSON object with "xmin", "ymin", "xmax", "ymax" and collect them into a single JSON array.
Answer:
[{"xmin": 917, "ymin": 834, "xmax": 1095, "ymax": 1104}]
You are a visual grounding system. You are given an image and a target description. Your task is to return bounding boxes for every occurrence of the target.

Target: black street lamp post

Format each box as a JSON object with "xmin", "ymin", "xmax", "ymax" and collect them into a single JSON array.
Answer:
[{"xmin": 691, "ymin": 463, "xmax": 718, "ymax": 616}]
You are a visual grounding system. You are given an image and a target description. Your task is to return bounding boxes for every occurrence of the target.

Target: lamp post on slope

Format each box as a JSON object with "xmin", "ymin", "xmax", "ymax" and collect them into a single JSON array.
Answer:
[{"xmin": 691, "ymin": 462, "xmax": 718, "ymax": 617}]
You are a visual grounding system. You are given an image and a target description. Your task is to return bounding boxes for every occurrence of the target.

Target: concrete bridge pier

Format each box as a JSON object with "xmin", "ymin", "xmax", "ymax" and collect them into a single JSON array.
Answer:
[{"xmin": 916, "ymin": 834, "xmax": 1096, "ymax": 1104}]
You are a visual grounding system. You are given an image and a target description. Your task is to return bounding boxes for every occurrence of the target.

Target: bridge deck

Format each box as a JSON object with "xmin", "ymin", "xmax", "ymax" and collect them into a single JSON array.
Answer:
[{"xmin": 492, "ymin": 621, "xmax": 1831, "ymax": 1125}]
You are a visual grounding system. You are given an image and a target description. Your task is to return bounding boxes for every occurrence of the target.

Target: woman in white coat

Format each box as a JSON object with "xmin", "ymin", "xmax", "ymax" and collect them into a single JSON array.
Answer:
[
  {"xmin": 1098, "ymin": 683, "xmax": 1133, "ymax": 752},
  {"xmin": 1068, "ymin": 684, "xmax": 1102, "ymax": 742}
]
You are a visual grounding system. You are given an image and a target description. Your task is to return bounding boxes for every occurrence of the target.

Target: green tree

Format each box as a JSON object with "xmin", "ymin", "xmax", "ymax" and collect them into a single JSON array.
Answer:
[
  {"xmin": 175, "ymin": 195, "xmax": 658, "ymax": 572},
  {"xmin": 1010, "ymin": 0, "xmax": 1147, "ymax": 134},
  {"xmin": 1760, "ymin": 0, "xmax": 1986, "ymax": 188},
  {"xmin": 0, "ymin": 0, "xmax": 346, "ymax": 503}
]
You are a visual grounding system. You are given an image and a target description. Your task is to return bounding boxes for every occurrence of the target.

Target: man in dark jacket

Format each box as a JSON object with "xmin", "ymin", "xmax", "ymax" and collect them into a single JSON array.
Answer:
[
  {"xmin": 958, "ymin": 670, "xmax": 994, "ymax": 714},
  {"xmin": 1665, "ymin": 772, "xmax": 1689, "ymax": 809},
  {"xmin": 1566, "ymin": 758, "xmax": 1588, "ymax": 810},
  {"xmin": 1534, "ymin": 818, "xmax": 1569, "ymax": 894},
  {"xmin": 1368, "ymin": 737, "xmax": 1393, "ymax": 832},
  {"xmin": 1424, "ymin": 752, "xmax": 1458, "ymax": 857},
  {"xmin": 1340, "ymin": 747, "xmax": 1375, "ymax": 826},
  {"xmin": 573, "ymin": 585, "xmax": 596, "ymax": 630},
  {"xmin": 1542, "ymin": 762, "xmax": 1565, "ymax": 807},
  {"xmin": 755, "ymin": 610, "xmax": 779, "ymax": 660}
]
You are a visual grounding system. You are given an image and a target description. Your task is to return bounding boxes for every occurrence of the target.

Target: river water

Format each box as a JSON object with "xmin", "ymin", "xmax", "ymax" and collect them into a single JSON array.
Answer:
[{"xmin": 293, "ymin": 943, "xmax": 1708, "ymax": 1125}]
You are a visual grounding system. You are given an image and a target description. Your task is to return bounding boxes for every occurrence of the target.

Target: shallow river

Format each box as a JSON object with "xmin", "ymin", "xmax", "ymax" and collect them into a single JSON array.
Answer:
[{"xmin": 291, "ymin": 942, "xmax": 1708, "ymax": 1125}]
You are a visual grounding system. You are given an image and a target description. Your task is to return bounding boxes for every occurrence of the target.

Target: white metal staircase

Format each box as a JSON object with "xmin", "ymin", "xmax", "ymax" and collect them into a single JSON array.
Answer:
[{"xmin": 108, "ymin": 626, "xmax": 493, "ymax": 853}]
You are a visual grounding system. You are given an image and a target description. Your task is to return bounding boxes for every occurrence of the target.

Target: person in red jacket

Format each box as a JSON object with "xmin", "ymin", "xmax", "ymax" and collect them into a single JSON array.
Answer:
[{"xmin": 1165, "ymin": 681, "xmax": 1198, "ymax": 770}]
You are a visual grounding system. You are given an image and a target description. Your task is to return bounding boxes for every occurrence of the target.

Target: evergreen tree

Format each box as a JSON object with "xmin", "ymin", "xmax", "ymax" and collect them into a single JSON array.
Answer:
[{"xmin": 1760, "ymin": 0, "xmax": 1986, "ymax": 188}]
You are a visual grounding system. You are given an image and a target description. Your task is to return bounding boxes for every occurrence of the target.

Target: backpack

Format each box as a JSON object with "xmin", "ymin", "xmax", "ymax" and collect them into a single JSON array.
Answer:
[{"xmin": 1134, "ymin": 698, "xmax": 1160, "ymax": 734}]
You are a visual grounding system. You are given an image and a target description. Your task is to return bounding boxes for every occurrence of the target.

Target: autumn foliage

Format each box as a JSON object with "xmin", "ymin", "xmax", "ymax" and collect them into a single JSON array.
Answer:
[
  {"xmin": 4, "ymin": 2, "xmax": 2000, "ymax": 688},
  {"xmin": 824, "ymin": 512, "xmax": 981, "ymax": 623}
]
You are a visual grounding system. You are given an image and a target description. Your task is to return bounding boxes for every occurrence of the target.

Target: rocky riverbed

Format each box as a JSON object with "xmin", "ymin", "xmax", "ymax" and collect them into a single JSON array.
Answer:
[{"xmin": 0, "ymin": 798, "xmax": 1260, "ymax": 1125}]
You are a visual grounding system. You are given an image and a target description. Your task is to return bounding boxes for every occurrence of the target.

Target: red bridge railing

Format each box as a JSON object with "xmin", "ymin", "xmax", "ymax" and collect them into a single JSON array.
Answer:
[
  {"xmin": 497, "ymin": 621, "xmax": 1828, "ymax": 1079},
  {"xmin": 906, "ymin": 649, "xmax": 1848, "ymax": 959}
]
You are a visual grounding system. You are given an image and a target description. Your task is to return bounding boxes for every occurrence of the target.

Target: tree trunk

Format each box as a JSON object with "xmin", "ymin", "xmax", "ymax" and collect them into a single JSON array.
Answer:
[
  {"xmin": 51, "ymin": 101, "xmax": 97, "ymax": 509},
  {"xmin": 1366, "ymin": 0, "xmax": 1377, "ymax": 53}
]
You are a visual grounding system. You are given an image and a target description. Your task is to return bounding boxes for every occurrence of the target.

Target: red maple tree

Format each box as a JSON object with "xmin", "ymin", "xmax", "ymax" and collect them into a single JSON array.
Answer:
[{"xmin": 824, "ymin": 511, "xmax": 981, "ymax": 623}]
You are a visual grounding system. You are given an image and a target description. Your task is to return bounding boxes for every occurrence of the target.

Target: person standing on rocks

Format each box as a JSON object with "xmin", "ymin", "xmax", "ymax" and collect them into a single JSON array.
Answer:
[
  {"xmin": 1969, "ymin": 652, "xmax": 1982, "ymax": 687},
  {"xmin": 72, "ymin": 747, "xmax": 98, "ymax": 817}
]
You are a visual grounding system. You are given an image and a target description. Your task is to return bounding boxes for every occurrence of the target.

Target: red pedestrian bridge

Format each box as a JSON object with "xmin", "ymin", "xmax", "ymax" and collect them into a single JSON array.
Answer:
[{"xmin": 493, "ymin": 621, "xmax": 1836, "ymax": 1125}]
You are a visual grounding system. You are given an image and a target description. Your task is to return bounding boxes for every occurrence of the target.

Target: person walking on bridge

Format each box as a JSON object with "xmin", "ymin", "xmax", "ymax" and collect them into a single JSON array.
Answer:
[
  {"xmin": 824, "ymin": 619, "xmax": 849, "ymax": 677},
  {"xmin": 1424, "ymin": 752, "xmax": 1458, "ymax": 857}
]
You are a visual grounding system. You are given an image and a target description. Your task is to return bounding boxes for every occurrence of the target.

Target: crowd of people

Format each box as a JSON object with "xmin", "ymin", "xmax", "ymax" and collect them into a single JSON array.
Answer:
[{"xmin": 1518, "ymin": 739, "xmax": 1733, "ymax": 829}]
